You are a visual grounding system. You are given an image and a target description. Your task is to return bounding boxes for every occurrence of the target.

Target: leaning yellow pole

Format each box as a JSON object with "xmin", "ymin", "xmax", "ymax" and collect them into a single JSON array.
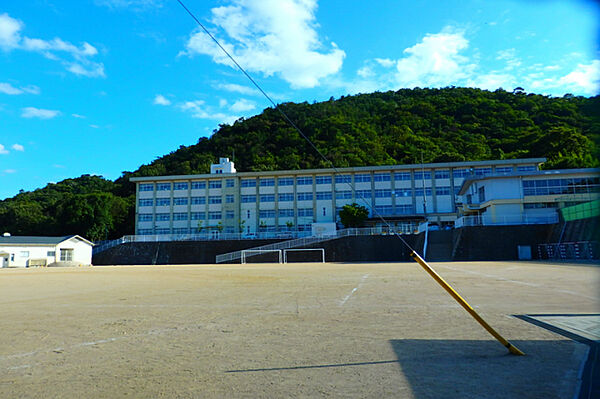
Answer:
[{"xmin": 409, "ymin": 250, "xmax": 525, "ymax": 356}]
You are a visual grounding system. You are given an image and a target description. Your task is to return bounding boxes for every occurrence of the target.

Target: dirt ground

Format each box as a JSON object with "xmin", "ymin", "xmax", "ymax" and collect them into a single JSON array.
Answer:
[{"xmin": 0, "ymin": 261, "xmax": 598, "ymax": 398}]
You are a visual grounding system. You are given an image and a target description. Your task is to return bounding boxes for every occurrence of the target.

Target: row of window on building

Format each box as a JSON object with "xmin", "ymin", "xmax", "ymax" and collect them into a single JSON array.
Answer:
[
  {"xmin": 522, "ymin": 177, "xmax": 600, "ymax": 196},
  {"xmin": 139, "ymin": 187, "xmax": 459, "ymax": 208},
  {"xmin": 138, "ymin": 166, "xmax": 537, "ymax": 192},
  {"xmin": 138, "ymin": 224, "xmax": 315, "ymax": 236}
]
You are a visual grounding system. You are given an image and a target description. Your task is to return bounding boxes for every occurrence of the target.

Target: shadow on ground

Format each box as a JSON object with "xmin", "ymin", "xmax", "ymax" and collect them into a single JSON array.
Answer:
[{"xmin": 390, "ymin": 339, "xmax": 584, "ymax": 399}]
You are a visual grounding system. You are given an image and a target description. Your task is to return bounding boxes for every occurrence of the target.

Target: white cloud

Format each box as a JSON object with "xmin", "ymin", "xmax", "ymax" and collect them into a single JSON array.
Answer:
[
  {"xmin": 153, "ymin": 94, "xmax": 171, "ymax": 106},
  {"xmin": 394, "ymin": 29, "xmax": 475, "ymax": 87},
  {"xmin": 178, "ymin": 100, "xmax": 237, "ymax": 124},
  {"xmin": 71, "ymin": 113, "xmax": 86, "ymax": 118},
  {"xmin": 0, "ymin": 13, "xmax": 22, "ymax": 50},
  {"xmin": 0, "ymin": 144, "xmax": 8, "ymax": 154},
  {"xmin": 11, "ymin": 144, "xmax": 24, "ymax": 152},
  {"xmin": 94, "ymin": 0, "xmax": 163, "ymax": 10},
  {"xmin": 4, "ymin": 169, "xmax": 16, "ymax": 174},
  {"xmin": 229, "ymin": 98, "xmax": 256, "ymax": 112},
  {"xmin": 0, "ymin": 13, "xmax": 104, "ymax": 78},
  {"xmin": 89, "ymin": 124, "xmax": 100, "ymax": 129},
  {"xmin": 182, "ymin": 0, "xmax": 345, "ymax": 89},
  {"xmin": 375, "ymin": 58, "xmax": 395, "ymax": 68},
  {"xmin": 215, "ymin": 83, "xmax": 258, "ymax": 96},
  {"xmin": 0, "ymin": 82, "xmax": 39, "ymax": 95},
  {"xmin": 467, "ymin": 73, "xmax": 516, "ymax": 91},
  {"xmin": 21, "ymin": 107, "xmax": 61, "ymax": 119},
  {"xmin": 557, "ymin": 60, "xmax": 600, "ymax": 96},
  {"xmin": 495, "ymin": 48, "xmax": 521, "ymax": 70}
]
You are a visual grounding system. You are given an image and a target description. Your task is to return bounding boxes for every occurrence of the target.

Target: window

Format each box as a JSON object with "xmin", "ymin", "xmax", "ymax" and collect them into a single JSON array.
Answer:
[
  {"xmin": 355, "ymin": 189, "xmax": 371, "ymax": 199},
  {"xmin": 414, "ymin": 188, "xmax": 432, "ymax": 197},
  {"xmin": 138, "ymin": 214, "xmax": 153, "ymax": 222},
  {"xmin": 336, "ymin": 190, "xmax": 352, "ymax": 199},
  {"xmin": 354, "ymin": 173, "xmax": 371, "ymax": 183},
  {"xmin": 174, "ymin": 182, "xmax": 189, "ymax": 190},
  {"xmin": 208, "ymin": 211, "xmax": 221, "ymax": 220},
  {"xmin": 259, "ymin": 178, "xmax": 275, "ymax": 187},
  {"xmin": 496, "ymin": 166, "xmax": 513, "ymax": 174},
  {"xmin": 191, "ymin": 212, "xmax": 205, "ymax": 220},
  {"xmin": 226, "ymin": 195, "xmax": 235, "ymax": 203},
  {"xmin": 524, "ymin": 203, "xmax": 558, "ymax": 209},
  {"xmin": 226, "ymin": 179, "xmax": 235, "ymax": 188},
  {"xmin": 316, "ymin": 175, "xmax": 332, "ymax": 184},
  {"xmin": 278, "ymin": 193, "xmax": 294, "ymax": 202},
  {"xmin": 20, "ymin": 251, "xmax": 30, "ymax": 257},
  {"xmin": 247, "ymin": 210, "xmax": 251, "ymax": 219},
  {"xmin": 259, "ymin": 210, "xmax": 276, "ymax": 218},
  {"xmin": 394, "ymin": 172, "xmax": 411, "ymax": 181},
  {"xmin": 226, "ymin": 210, "xmax": 235, "ymax": 219},
  {"xmin": 517, "ymin": 165, "xmax": 537, "ymax": 172},
  {"xmin": 397, "ymin": 204, "xmax": 414, "ymax": 214},
  {"xmin": 453, "ymin": 169, "xmax": 469, "ymax": 178},
  {"xmin": 278, "ymin": 177, "xmax": 294, "ymax": 186},
  {"xmin": 298, "ymin": 208, "xmax": 313, "ymax": 217},
  {"xmin": 475, "ymin": 168, "xmax": 492, "ymax": 177},
  {"xmin": 241, "ymin": 195, "xmax": 256, "ymax": 203},
  {"xmin": 436, "ymin": 186, "xmax": 450, "ymax": 196},
  {"xmin": 156, "ymin": 198, "xmax": 170, "ymax": 206},
  {"xmin": 191, "ymin": 181, "xmax": 206, "ymax": 190},
  {"xmin": 173, "ymin": 213, "xmax": 187, "ymax": 221},
  {"xmin": 279, "ymin": 209, "xmax": 294, "ymax": 217},
  {"xmin": 156, "ymin": 213, "xmax": 170, "ymax": 221},
  {"xmin": 374, "ymin": 189, "xmax": 391, "ymax": 198},
  {"xmin": 139, "ymin": 229, "xmax": 153, "ymax": 235},
  {"xmin": 374, "ymin": 205, "xmax": 393, "ymax": 215},
  {"xmin": 260, "ymin": 194, "xmax": 275, "ymax": 202},
  {"xmin": 139, "ymin": 199, "xmax": 153, "ymax": 207},
  {"xmin": 373, "ymin": 173, "xmax": 391, "ymax": 182},
  {"xmin": 434, "ymin": 170, "xmax": 450, "ymax": 179},
  {"xmin": 139, "ymin": 183, "xmax": 153, "ymax": 192},
  {"xmin": 155, "ymin": 228, "xmax": 170, "ymax": 235},
  {"xmin": 335, "ymin": 174, "xmax": 352, "ymax": 184},
  {"xmin": 297, "ymin": 192, "xmax": 313, "ymax": 201},
  {"xmin": 173, "ymin": 228, "xmax": 189, "ymax": 234},
  {"xmin": 316, "ymin": 191, "xmax": 332, "ymax": 200},
  {"xmin": 209, "ymin": 180, "xmax": 222, "ymax": 189},
  {"xmin": 191, "ymin": 197, "xmax": 206, "ymax": 205},
  {"xmin": 297, "ymin": 224, "xmax": 311, "ymax": 231},
  {"xmin": 395, "ymin": 188, "xmax": 412, "ymax": 197},
  {"xmin": 296, "ymin": 176, "xmax": 313, "ymax": 185},
  {"xmin": 322, "ymin": 207, "xmax": 327, "ymax": 216},
  {"xmin": 59, "ymin": 249, "xmax": 73, "ymax": 261},
  {"xmin": 478, "ymin": 186, "xmax": 486, "ymax": 203},
  {"xmin": 209, "ymin": 196, "xmax": 222, "ymax": 204},
  {"xmin": 156, "ymin": 183, "xmax": 171, "ymax": 191},
  {"xmin": 241, "ymin": 179, "xmax": 256, "ymax": 187},
  {"xmin": 173, "ymin": 198, "xmax": 188, "ymax": 206},
  {"xmin": 47, "ymin": 251, "xmax": 55, "ymax": 257},
  {"xmin": 414, "ymin": 171, "xmax": 432, "ymax": 180}
]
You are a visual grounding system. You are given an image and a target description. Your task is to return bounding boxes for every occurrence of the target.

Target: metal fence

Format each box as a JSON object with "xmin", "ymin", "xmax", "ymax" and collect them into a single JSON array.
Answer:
[{"xmin": 455, "ymin": 213, "xmax": 559, "ymax": 227}]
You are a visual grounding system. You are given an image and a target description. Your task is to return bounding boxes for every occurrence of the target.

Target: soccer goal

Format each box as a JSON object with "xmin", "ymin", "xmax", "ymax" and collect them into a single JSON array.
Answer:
[
  {"xmin": 283, "ymin": 248, "xmax": 325, "ymax": 263},
  {"xmin": 241, "ymin": 249, "xmax": 282, "ymax": 264}
]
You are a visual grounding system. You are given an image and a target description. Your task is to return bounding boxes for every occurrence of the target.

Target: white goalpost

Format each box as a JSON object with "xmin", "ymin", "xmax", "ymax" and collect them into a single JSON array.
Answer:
[
  {"xmin": 283, "ymin": 248, "xmax": 325, "ymax": 263},
  {"xmin": 241, "ymin": 249, "xmax": 282, "ymax": 264}
]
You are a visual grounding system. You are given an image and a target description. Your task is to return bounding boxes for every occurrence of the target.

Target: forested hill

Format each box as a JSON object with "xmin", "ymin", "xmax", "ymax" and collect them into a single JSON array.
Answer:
[{"xmin": 1, "ymin": 87, "xmax": 599, "ymax": 240}]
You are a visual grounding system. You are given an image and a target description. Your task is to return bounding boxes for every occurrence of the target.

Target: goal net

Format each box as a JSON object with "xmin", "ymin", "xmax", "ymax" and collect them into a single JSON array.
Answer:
[
  {"xmin": 241, "ymin": 249, "xmax": 282, "ymax": 264},
  {"xmin": 283, "ymin": 248, "xmax": 325, "ymax": 263}
]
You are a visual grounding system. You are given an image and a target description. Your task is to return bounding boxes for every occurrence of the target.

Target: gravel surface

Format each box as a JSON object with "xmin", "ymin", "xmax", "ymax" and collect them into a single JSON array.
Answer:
[{"xmin": 0, "ymin": 261, "xmax": 597, "ymax": 398}]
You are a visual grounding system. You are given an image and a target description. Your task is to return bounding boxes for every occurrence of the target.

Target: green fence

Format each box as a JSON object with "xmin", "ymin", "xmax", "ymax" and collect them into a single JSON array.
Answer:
[{"xmin": 560, "ymin": 199, "xmax": 600, "ymax": 221}]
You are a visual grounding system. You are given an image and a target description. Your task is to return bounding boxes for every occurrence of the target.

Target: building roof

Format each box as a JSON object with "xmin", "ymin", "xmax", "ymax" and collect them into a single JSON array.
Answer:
[
  {"xmin": 130, "ymin": 158, "xmax": 547, "ymax": 183},
  {"xmin": 0, "ymin": 235, "xmax": 93, "ymax": 246},
  {"xmin": 457, "ymin": 168, "xmax": 600, "ymax": 195}
]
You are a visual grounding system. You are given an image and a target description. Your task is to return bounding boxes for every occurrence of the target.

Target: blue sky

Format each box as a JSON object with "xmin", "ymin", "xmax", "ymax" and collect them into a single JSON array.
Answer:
[{"xmin": 0, "ymin": 0, "xmax": 598, "ymax": 199}]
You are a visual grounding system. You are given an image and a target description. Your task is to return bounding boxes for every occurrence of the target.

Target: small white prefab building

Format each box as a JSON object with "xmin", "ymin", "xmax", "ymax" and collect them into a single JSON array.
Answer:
[{"xmin": 0, "ymin": 235, "xmax": 93, "ymax": 268}]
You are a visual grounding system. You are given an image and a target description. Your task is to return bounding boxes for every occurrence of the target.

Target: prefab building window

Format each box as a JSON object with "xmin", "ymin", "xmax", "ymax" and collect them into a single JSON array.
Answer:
[{"xmin": 60, "ymin": 249, "xmax": 73, "ymax": 262}]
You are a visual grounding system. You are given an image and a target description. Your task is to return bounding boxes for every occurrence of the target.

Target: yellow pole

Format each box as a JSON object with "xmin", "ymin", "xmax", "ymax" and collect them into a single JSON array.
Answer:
[{"xmin": 409, "ymin": 250, "xmax": 525, "ymax": 356}]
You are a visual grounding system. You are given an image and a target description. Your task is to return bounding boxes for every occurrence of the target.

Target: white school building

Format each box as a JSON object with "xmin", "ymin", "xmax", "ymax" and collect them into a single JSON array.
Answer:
[
  {"xmin": 0, "ymin": 235, "xmax": 93, "ymax": 268},
  {"xmin": 130, "ymin": 157, "xmax": 589, "ymax": 238}
]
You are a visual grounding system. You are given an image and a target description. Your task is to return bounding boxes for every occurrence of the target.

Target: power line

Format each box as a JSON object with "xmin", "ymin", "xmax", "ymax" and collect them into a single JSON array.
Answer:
[{"xmin": 175, "ymin": 0, "xmax": 416, "ymax": 252}]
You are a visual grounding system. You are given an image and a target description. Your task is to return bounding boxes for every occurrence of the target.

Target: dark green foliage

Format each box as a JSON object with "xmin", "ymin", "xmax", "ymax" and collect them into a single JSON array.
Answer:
[
  {"xmin": 1, "ymin": 88, "xmax": 598, "ymax": 241},
  {"xmin": 339, "ymin": 203, "xmax": 369, "ymax": 228}
]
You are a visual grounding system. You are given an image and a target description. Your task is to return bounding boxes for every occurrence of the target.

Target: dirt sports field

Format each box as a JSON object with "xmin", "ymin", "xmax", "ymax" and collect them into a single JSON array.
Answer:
[{"xmin": 1, "ymin": 261, "xmax": 598, "ymax": 398}]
